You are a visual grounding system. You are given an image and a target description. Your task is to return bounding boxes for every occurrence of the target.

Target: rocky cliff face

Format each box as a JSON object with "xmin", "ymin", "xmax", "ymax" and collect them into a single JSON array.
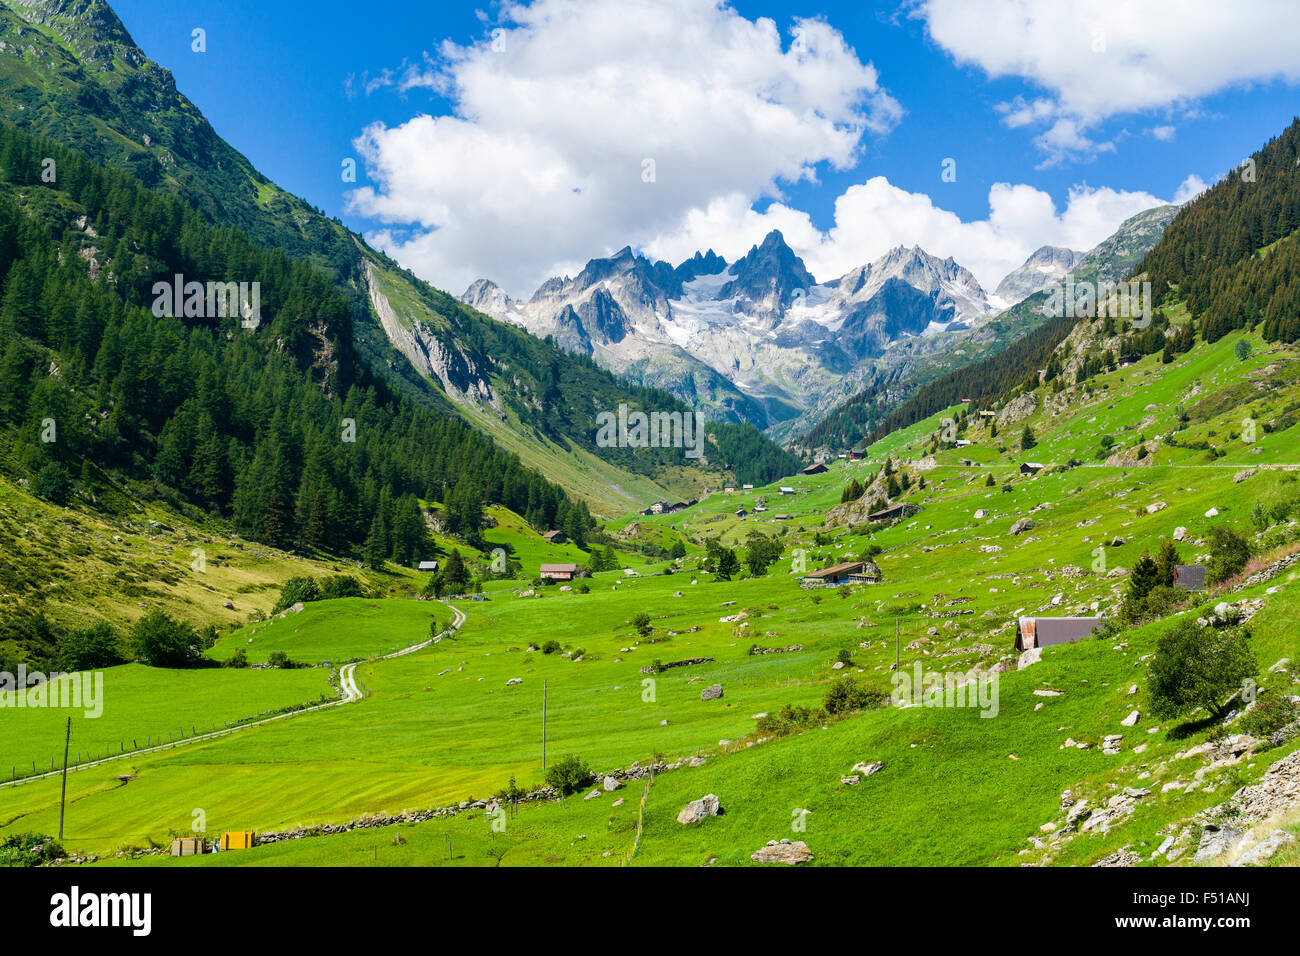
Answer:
[{"xmin": 366, "ymin": 263, "xmax": 498, "ymax": 411}]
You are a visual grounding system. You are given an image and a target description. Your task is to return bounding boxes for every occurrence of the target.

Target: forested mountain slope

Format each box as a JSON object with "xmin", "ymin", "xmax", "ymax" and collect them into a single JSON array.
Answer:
[{"xmin": 0, "ymin": 0, "xmax": 798, "ymax": 510}]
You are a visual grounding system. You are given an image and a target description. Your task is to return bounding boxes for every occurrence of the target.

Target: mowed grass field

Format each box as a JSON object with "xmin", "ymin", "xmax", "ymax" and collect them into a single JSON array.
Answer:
[
  {"xmin": 0, "ymin": 665, "xmax": 334, "ymax": 781},
  {"xmin": 2, "ymin": 327, "xmax": 1299, "ymax": 864},
  {"xmin": 93, "ymin": 585, "xmax": 1300, "ymax": 867},
  {"xmin": 208, "ymin": 598, "xmax": 445, "ymax": 664}
]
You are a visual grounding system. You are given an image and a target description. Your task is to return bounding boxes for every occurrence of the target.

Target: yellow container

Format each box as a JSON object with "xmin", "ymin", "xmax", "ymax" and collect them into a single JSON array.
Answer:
[{"xmin": 220, "ymin": 831, "xmax": 255, "ymax": 850}]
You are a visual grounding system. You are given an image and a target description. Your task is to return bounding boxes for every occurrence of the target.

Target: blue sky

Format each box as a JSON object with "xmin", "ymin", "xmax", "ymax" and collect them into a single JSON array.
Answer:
[{"xmin": 111, "ymin": 0, "xmax": 1300, "ymax": 296}]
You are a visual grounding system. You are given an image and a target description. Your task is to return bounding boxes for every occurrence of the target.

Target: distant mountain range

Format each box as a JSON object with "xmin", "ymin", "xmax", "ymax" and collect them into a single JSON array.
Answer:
[
  {"xmin": 461, "ymin": 220, "xmax": 1174, "ymax": 438},
  {"xmin": 463, "ymin": 234, "xmax": 1006, "ymax": 428},
  {"xmin": 797, "ymin": 203, "xmax": 1182, "ymax": 451}
]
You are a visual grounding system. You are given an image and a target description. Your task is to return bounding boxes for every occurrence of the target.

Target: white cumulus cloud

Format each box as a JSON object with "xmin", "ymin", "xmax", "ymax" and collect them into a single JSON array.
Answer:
[
  {"xmin": 643, "ymin": 177, "xmax": 1181, "ymax": 292},
  {"xmin": 347, "ymin": 0, "xmax": 901, "ymax": 297},
  {"xmin": 915, "ymin": 0, "xmax": 1300, "ymax": 163}
]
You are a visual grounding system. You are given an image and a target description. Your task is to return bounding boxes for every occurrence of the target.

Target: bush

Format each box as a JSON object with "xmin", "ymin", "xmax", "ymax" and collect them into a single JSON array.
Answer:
[
  {"xmin": 1239, "ymin": 689, "xmax": 1300, "ymax": 742},
  {"xmin": 273, "ymin": 576, "xmax": 322, "ymax": 614},
  {"xmin": 131, "ymin": 611, "xmax": 202, "ymax": 667},
  {"xmin": 1206, "ymin": 525, "xmax": 1251, "ymax": 584},
  {"xmin": 541, "ymin": 640, "xmax": 562, "ymax": 655},
  {"xmin": 319, "ymin": 575, "xmax": 364, "ymax": 600},
  {"xmin": 823, "ymin": 676, "xmax": 883, "ymax": 715},
  {"xmin": 756, "ymin": 703, "xmax": 824, "ymax": 737},
  {"xmin": 632, "ymin": 612, "xmax": 653, "ymax": 638},
  {"xmin": 56, "ymin": 622, "xmax": 124, "ymax": 671},
  {"xmin": 545, "ymin": 754, "xmax": 593, "ymax": 796},
  {"xmin": 0, "ymin": 833, "xmax": 65, "ymax": 867},
  {"xmin": 268, "ymin": 651, "xmax": 295, "ymax": 669},
  {"xmin": 1130, "ymin": 584, "xmax": 1184, "ymax": 621},
  {"xmin": 836, "ymin": 648, "xmax": 854, "ymax": 666},
  {"xmin": 223, "ymin": 647, "xmax": 249, "ymax": 668},
  {"xmin": 1148, "ymin": 619, "xmax": 1257, "ymax": 721}
]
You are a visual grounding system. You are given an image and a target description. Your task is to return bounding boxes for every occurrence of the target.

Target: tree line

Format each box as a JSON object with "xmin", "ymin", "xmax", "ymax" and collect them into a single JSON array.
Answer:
[{"xmin": 0, "ymin": 123, "xmax": 593, "ymax": 567}]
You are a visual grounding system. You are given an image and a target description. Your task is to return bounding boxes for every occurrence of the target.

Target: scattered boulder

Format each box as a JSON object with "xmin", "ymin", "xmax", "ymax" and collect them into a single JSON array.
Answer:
[
  {"xmin": 602, "ymin": 775, "xmax": 623, "ymax": 792},
  {"xmin": 701, "ymin": 684, "xmax": 724, "ymax": 701},
  {"xmin": 1009, "ymin": 518, "xmax": 1037, "ymax": 536},
  {"xmin": 851, "ymin": 761, "xmax": 884, "ymax": 777},
  {"xmin": 1120, "ymin": 710, "xmax": 1141, "ymax": 727},
  {"xmin": 677, "ymin": 794, "xmax": 721, "ymax": 825},
  {"xmin": 751, "ymin": 839, "xmax": 813, "ymax": 865}
]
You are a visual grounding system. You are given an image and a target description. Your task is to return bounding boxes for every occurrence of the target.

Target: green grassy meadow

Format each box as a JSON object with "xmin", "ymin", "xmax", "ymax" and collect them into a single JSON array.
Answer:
[{"xmin": 3, "ymin": 327, "xmax": 1299, "ymax": 866}]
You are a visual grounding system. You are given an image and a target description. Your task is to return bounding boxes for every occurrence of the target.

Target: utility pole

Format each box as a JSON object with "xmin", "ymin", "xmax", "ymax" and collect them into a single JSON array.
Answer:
[
  {"xmin": 58, "ymin": 717, "xmax": 71, "ymax": 841},
  {"xmin": 542, "ymin": 680, "xmax": 548, "ymax": 773}
]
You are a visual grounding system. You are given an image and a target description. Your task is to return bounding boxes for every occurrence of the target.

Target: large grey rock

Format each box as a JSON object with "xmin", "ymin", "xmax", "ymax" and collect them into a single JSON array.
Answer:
[
  {"xmin": 1232, "ymin": 829, "xmax": 1296, "ymax": 866},
  {"xmin": 751, "ymin": 839, "xmax": 813, "ymax": 865},
  {"xmin": 677, "ymin": 794, "xmax": 721, "ymax": 825},
  {"xmin": 1009, "ymin": 518, "xmax": 1037, "ymax": 536},
  {"xmin": 701, "ymin": 684, "xmax": 724, "ymax": 701},
  {"xmin": 1194, "ymin": 824, "xmax": 1242, "ymax": 864}
]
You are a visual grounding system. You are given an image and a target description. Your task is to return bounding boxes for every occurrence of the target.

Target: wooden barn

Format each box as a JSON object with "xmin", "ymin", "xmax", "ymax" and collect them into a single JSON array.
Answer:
[
  {"xmin": 540, "ymin": 563, "xmax": 579, "ymax": 582},
  {"xmin": 801, "ymin": 560, "xmax": 882, "ymax": 588}
]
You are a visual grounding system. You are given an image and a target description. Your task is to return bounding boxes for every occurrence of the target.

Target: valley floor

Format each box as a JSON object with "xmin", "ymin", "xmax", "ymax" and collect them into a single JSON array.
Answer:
[{"xmin": 4, "ymin": 330, "xmax": 1300, "ymax": 867}]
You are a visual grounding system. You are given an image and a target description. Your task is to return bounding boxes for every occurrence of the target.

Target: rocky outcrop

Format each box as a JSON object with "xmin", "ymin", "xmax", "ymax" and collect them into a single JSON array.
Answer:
[
  {"xmin": 997, "ymin": 392, "xmax": 1038, "ymax": 427},
  {"xmin": 366, "ymin": 263, "xmax": 499, "ymax": 410},
  {"xmin": 751, "ymin": 839, "xmax": 814, "ymax": 864}
]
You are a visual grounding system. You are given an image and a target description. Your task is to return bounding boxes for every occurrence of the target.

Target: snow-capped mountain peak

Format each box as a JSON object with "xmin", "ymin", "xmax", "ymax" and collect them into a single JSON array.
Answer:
[{"xmin": 458, "ymin": 237, "xmax": 1000, "ymax": 428}]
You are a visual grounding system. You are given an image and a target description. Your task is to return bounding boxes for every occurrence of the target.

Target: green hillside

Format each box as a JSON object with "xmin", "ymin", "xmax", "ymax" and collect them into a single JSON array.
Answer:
[
  {"xmin": 3, "ymin": 1, "xmax": 1300, "ymax": 876},
  {"xmin": 0, "ymin": 0, "xmax": 798, "ymax": 514}
]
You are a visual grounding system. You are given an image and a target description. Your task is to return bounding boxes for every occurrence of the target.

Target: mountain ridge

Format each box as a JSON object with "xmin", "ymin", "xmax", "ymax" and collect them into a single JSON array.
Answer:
[{"xmin": 0, "ymin": 0, "xmax": 804, "ymax": 511}]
